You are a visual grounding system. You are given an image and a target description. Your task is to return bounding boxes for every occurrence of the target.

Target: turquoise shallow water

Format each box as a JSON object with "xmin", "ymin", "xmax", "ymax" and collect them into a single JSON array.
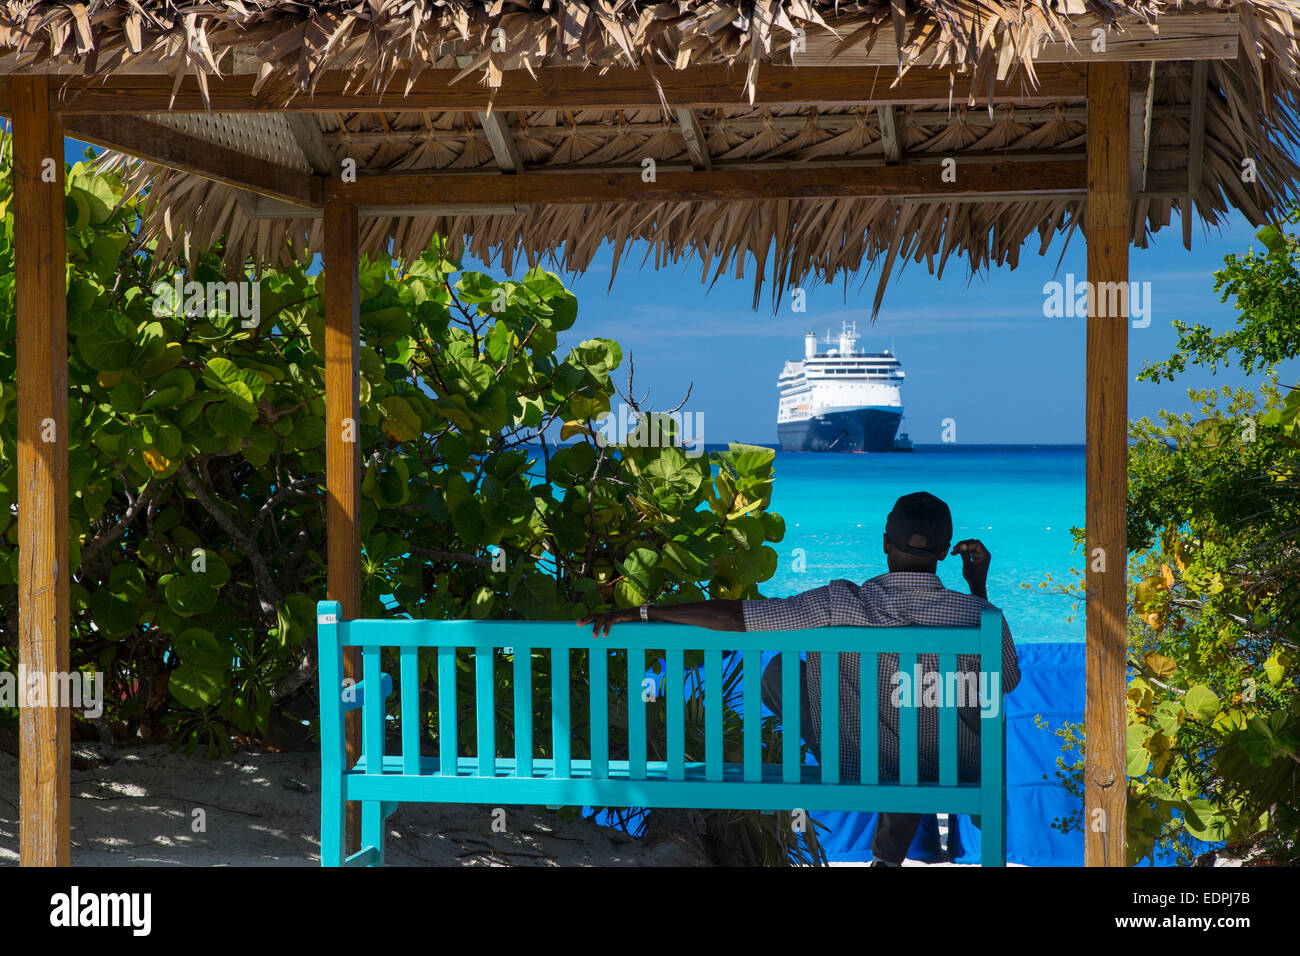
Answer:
[{"xmin": 758, "ymin": 444, "xmax": 1086, "ymax": 644}]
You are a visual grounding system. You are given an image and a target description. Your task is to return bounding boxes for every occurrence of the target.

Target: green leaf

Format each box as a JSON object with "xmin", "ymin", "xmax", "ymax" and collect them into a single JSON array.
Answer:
[
  {"xmin": 1126, "ymin": 724, "xmax": 1154, "ymax": 777},
  {"xmin": 510, "ymin": 571, "xmax": 557, "ymax": 619},
  {"xmin": 380, "ymin": 395, "xmax": 422, "ymax": 442},
  {"xmin": 169, "ymin": 628, "xmax": 230, "ymax": 709},
  {"xmin": 1185, "ymin": 684, "xmax": 1221, "ymax": 720}
]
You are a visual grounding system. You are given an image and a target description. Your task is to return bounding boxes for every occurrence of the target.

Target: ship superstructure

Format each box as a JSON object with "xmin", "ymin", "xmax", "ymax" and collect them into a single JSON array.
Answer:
[{"xmin": 776, "ymin": 322, "xmax": 905, "ymax": 453}]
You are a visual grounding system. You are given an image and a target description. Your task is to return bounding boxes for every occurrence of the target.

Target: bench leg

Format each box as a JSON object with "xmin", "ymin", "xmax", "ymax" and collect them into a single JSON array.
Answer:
[
  {"xmin": 979, "ymin": 793, "xmax": 1006, "ymax": 867},
  {"xmin": 362, "ymin": 800, "xmax": 386, "ymax": 866},
  {"xmin": 321, "ymin": 776, "xmax": 344, "ymax": 867}
]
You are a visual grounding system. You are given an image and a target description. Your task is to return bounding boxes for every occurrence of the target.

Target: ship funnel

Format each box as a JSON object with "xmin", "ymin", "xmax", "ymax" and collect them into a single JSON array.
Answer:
[{"xmin": 804, "ymin": 332, "xmax": 817, "ymax": 359}]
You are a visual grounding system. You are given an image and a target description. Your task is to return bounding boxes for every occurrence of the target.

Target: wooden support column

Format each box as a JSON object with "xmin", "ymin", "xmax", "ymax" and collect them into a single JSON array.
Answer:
[
  {"xmin": 13, "ymin": 75, "xmax": 70, "ymax": 867},
  {"xmin": 1084, "ymin": 62, "xmax": 1130, "ymax": 868},
  {"xmin": 323, "ymin": 202, "xmax": 363, "ymax": 852}
]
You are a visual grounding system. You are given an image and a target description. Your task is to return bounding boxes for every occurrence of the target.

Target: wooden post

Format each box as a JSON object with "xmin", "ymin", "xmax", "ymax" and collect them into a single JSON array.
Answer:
[
  {"xmin": 13, "ymin": 75, "xmax": 70, "ymax": 867},
  {"xmin": 323, "ymin": 202, "xmax": 363, "ymax": 852},
  {"xmin": 1084, "ymin": 63, "xmax": 1130, "ymax": 868}
]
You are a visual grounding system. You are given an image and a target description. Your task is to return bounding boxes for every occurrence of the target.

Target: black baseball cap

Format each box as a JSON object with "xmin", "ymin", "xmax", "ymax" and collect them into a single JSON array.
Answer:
[{"xmin": 885, "ymin": 492, "xmax": 953, "ymax": 558}]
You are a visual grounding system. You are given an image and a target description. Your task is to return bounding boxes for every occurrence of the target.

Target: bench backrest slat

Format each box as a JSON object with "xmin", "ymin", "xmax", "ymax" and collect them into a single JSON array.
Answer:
[
  {"xmin": 402, "ymin": 647, "xmax": 420, "ymax": 775},
  {"xmin": 590, "ymin": 649, "xmax": 608, "ymax": 778},
  {"xmin": 938, "ymin": 652, "xmax": 957, "ymax": 787},
  {"xmin": 742, "ymin": 649, "xmax": 761, "ymax": 783},
  {"xmin": 552, "ymin": 648, "xmax": 570, "ymax": 778},
  {"xmin": 338, "ymin": 621, "xmax": 988, "ymax": 654},
  {"xmin": 898, "ymin": 652, "xmax": 918, "ymax": 786},
  {"xmin": 363, "ymin": 646, "xmax": 384, "ymax": 773},
  {"xmin": 820, "ymin": 652, "xmax": 840, "ymax": 784},
  {"xmin": 628, "ymin": 649, "xmax": 647, "ymax": 780},
  {"xmin": 666, "ymin": 648, "xmax": 685, "ymax": 780},
  {"xmin": 782, "ymin": 647, "xmax": 801, "ymax": 783},
  {"xmin": 437, "ymin": 646, "xmax": 457, "ymax": 776},
  {"xmin": 860, "ymin": 652, "xmax": 878, "ymax": 784},
  {"xmin": 475, "ymin": 647, "xmax": 494, "ymax": 777},
  {"xmin": 514, "ymin": 647, "xmax": 533, "ymax": 777},
  {"xmin": 704, "ymin": 649, "xmax": 723, "ymax": 782}
]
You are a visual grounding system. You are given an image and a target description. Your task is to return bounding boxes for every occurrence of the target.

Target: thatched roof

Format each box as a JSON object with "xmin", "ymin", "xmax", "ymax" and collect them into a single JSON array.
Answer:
[{"xmin": 3, "ymin": 1, "xmax": 1299, "ymax": 307}]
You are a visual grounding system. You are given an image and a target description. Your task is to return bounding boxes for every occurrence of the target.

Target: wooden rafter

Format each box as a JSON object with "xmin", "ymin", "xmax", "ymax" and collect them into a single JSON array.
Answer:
[
  {"xmin": 285, "ymin": 113, "xmax": 336, "ymax": 175},
  {"xmin": 877, "ymin": 106, "xmax": 902, "ymax": 163},
  {"xmin": 675, "ymin": 108, "xmax": 712, "ymax": 171},
  {"xmin": 61, "ymin": 114, "xmax": 322, "ymax": 207},
  {"xmin": 477, "ymin": 111, "xmax": 523, "ymax": 173}
]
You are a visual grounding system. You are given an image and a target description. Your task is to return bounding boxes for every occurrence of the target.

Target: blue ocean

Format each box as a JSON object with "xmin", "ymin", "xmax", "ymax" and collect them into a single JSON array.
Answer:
[{"xmin": 757, "ymin": 444, "xmax": 1086, "ymax": 644}]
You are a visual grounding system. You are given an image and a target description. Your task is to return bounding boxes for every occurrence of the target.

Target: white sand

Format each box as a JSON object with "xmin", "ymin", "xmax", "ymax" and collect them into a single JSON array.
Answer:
[
  {"xmin": 0, "ymin": 746, "xmax": 997, "ymax": 866},
  {"xmin": 0, "ymin": 746, "xmax": 709, "ymax": 866}
]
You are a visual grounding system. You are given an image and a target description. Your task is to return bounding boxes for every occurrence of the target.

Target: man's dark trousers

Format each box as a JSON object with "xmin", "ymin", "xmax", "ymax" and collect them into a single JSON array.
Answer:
[{"xmin": 760, "ymin": 654, "xmax": 922, "ymax": 864}]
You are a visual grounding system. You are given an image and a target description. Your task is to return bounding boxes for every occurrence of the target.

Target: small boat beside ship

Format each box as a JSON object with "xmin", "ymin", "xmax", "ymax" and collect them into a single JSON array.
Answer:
[{"xmin": 776, "ymin": 322, "xmax": 906, "ymax": 453}]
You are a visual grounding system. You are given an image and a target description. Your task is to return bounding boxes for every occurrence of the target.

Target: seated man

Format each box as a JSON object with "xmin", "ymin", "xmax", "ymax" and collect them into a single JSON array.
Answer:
[{"xmin": 579, "ymin": 491, "xmax": 1020, "ymax": 866}]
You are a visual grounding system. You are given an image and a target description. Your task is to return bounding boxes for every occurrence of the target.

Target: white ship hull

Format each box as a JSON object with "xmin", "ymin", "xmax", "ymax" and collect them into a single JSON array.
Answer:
[{"xmin": 776, "ymin": 325, "xmax": 905, "ymax": 453}]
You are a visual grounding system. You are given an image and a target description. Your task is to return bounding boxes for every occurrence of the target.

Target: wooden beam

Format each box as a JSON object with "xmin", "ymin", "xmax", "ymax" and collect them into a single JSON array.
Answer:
[
  {"xmin": 328, "ymin": 159, "xmax": 1087, "ymax": 208},
  {"xmin": 323, "ymin": 203, "xmax": 363, "ymax": 854},
  {"xmin": 62, "ymin": 114, "xmax": 322, "ymax": 207},
  {"xmin": 798, "ymin": 13, "xmax": 1238, "ymax": 66},
  {"xmin": 675, "ymin": 108, "xmax": 712, "ymax": 171},
  {"xmin": 477, "ymin": 111, "xmax": 523, "ymax": 173},
  {"xmin": 284, "ymin": 113, "xmax": 336, "ymax": 176},
  {"xmin": 877, "ymin": 105, "xmax": 902, "ymax": 163},
  {"xmin": 13, "ymin": 75, "xmax": 70, "ymax": 867},
  {"xmin": 1084, "ymin": 61, "xmax": 1130, "ymax": 869},
  {"xmin": 45, "ymin": 63, "xmax": 1089, "ymax": 114}
]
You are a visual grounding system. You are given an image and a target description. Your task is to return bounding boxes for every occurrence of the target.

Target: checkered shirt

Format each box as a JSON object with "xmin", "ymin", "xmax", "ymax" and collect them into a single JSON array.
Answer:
[{"xmin": 741, "ymin": 572, "xmax": 1020, "ymax": 783}]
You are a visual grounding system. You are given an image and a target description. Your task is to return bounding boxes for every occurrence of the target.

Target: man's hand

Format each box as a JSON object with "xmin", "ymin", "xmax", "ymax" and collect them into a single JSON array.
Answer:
[
  {"xmin": 950, "ymin": 539, "xmax": 991, "ymax": 599},
  {"xmin": 577, "ymin": 608, "xmax": 640, "ymax": 638}
]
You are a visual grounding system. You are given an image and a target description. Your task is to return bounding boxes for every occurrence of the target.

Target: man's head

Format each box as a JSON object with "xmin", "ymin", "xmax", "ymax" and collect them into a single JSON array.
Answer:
[{"xmin": 882, "ymin": 491, "xmax": 953, "ymax": 572}]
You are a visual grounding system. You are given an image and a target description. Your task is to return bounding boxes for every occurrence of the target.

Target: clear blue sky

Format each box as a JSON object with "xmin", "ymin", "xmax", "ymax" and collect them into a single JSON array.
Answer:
[{"xmin": 499, "ymin": 212, "xmax": 1296, "ymax": 445}]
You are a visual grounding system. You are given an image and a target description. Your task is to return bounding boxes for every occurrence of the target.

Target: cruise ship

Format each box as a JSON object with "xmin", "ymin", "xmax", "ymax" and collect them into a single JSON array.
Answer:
[{"xmin": 777, "ymin": 322, "xmax": 905, "ymax": 453}]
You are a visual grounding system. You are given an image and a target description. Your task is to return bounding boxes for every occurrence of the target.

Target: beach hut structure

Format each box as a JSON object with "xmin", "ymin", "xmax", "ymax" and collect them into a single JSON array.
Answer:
[{"xmin": 2, "ymin": 0, "xmax": 1297, "ymax": 868}]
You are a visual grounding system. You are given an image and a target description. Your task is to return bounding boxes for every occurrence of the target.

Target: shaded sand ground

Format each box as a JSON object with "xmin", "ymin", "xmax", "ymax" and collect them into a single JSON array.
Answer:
[{"xmin": 0, "ymin": 746, "xmax": 990, "ymax": 866}]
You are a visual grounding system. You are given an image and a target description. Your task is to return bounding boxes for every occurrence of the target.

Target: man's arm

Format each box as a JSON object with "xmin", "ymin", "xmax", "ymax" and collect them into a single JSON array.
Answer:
[
  {"xmin": 950, "ymin": 538, "xmax": 990, "ymax": 599},
  {"xmin": 578, "ymin": 600, "xmax": 744, "ymax": 638},
  {"xmin": 951, "ymin": 538, "xmax": 1020, "ymax": 693}
]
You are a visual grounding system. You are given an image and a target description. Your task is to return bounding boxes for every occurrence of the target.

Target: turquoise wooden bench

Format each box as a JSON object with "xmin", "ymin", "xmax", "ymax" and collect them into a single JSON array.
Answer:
[{"xmin": 317, "ymin": 600, "xmax": 1007, "ymax": 866}]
